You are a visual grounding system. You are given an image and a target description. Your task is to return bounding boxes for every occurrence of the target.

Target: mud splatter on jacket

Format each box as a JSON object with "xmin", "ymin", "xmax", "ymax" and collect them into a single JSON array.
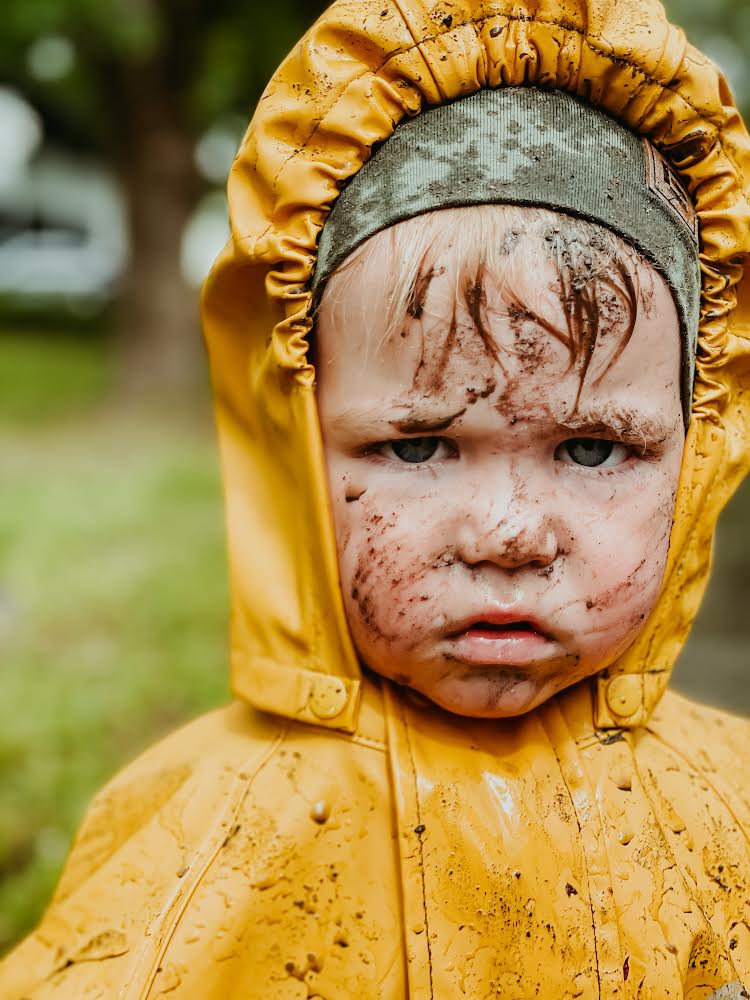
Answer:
[{"xmin": 3, "ymin": 1, "xmax": 750, "ymax": 996}]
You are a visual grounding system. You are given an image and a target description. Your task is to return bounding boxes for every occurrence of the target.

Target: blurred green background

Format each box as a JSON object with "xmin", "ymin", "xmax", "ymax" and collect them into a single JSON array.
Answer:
[{"xmin": 0, "ymin": 0, "xmax": 748, "ymax": 955}]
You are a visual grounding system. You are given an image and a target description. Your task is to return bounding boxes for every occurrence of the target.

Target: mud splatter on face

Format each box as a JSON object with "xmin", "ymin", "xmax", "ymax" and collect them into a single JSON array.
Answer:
[
  {"xmin": 407, "ymin": 252, "xmax": 438, "ymax": 321},
  {"xmin": 510, "ymin": 225, "xmax": 641, "ymax": 408},
  {"xmin": 463, "ymin": 268, "xmax": 506, "ymax": 371},
  {"xmin": 391, "ymin": 217, "xmax": 642, "ymax": 423},
  {"xmin": 345, "ymin": 487, "xmax": 367, "ymax": 502}
]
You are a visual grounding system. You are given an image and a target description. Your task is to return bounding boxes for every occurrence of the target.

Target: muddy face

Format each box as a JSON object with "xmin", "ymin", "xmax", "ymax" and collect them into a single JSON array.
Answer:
[{"xmin": 315, "ymin": 206, "xmax": 685, "ymax": 718}]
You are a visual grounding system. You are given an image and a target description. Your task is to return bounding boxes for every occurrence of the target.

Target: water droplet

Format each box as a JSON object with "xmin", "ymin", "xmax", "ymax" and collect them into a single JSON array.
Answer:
[
  {"xmin": 310, "ymin": 800, "xmax": 331, "ymax": 824},
  {"xmin": 611, "ymin": 767, "xmax": 632, "ymax": 791}
]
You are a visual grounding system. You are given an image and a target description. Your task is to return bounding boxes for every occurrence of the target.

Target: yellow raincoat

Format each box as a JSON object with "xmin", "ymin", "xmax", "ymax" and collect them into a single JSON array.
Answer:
[{"xmin": 3, "ymin": 0, "xmax": 750, "ymax": 996}]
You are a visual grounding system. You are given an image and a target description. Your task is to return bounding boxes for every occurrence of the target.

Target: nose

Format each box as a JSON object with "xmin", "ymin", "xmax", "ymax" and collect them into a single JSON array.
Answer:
[{"xmin": 456, "ymin": 470, "xmax": 560, "ymax": 571}]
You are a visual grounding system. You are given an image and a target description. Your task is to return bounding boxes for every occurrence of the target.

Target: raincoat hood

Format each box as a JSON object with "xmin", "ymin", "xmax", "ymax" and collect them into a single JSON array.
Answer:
[{"xmin": 202, "ymin": 0, "xmax": 750, "ymax": 734}]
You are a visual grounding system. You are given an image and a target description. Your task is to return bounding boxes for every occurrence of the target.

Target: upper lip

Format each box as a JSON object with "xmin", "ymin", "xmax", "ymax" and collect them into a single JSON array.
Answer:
[{"xmin": 446, "ymin": 609, "xmax": 552, "ymax": 640}]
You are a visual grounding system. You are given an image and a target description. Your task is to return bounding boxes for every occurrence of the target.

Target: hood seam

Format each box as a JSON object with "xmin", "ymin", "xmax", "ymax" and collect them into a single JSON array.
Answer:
[{"xmin": 401, "ymin": 700, "xmax": 435, "ymax": 999}]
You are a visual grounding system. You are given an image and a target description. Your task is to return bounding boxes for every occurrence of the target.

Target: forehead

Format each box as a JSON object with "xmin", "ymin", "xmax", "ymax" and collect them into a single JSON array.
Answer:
[{"xmin": 315, "ymin": 207, "xmax": 682, "ymax": 424}]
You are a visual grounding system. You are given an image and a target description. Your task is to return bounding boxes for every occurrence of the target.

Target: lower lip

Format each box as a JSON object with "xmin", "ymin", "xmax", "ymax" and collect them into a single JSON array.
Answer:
[{"xmin": 446, "ymin": 627, "xmax": 555, "ymax": 666}]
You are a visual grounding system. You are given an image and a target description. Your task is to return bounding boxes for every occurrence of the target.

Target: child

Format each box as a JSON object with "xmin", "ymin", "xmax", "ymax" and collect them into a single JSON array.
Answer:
[{"xmin": 3, "ymin": 0, "xmax": 750, "ymax": 996}]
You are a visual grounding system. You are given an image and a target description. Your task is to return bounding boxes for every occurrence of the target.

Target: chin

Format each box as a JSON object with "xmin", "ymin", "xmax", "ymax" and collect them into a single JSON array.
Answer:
[{"xmin": 426, "ymin": 671, "xmax": 554, "ymax": 719}]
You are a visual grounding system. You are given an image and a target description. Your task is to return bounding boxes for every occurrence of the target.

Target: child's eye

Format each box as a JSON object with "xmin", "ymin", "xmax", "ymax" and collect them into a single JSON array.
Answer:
[
  {"xmin": 555, "ymin": 437, "xmax": 631, "ymax": 468},
  {"xmin": 380, "ymin": 437, "xmax": 451, "ymax": 464}
]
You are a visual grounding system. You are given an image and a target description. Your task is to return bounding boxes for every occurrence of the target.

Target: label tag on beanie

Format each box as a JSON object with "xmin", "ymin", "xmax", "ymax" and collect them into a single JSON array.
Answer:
[{"xmin": 642, "ymin": 139, "xmax": 700, "ymax": 243}]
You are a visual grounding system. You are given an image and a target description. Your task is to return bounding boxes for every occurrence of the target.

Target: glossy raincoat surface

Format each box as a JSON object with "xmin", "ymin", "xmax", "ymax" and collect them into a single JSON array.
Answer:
[{"xmin": 4, "ymin": 1, "xmax": 750, "ymax": 996}]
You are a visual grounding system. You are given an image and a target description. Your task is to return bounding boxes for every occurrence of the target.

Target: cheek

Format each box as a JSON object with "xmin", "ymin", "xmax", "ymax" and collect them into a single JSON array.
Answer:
[
  {"xmin": 332, "ymin": 484, "xmax": 451, "ymax": 648},
  {"xmin": 567, "ymin": 463, "xmax": 680, "ymax": 652}
]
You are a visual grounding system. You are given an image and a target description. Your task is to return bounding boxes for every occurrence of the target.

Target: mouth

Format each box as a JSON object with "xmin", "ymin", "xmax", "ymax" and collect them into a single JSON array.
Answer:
[
  {"xmin": 457, "ymin": 620, "xmax": 546, "ymax": 640},
  {"xmin": 444, "ymin": 612, "xmax": 557, "ymax": 666}
]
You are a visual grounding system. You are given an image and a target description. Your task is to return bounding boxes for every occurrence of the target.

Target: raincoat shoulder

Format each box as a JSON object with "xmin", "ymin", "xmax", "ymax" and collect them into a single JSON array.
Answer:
[
  {"xmin": 644, "ymin": 688, "xmax": 750, "ymax": 850},
  {"xmin": 0, "ymin": 680, "xmax": 405, "ymax": 999}
]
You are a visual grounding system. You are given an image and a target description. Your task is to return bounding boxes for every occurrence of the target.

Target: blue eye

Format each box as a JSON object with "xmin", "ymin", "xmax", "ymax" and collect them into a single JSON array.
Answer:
[
  {"xmin": 384, "ymin": 437, "xmax": 446, "ymax": 464},
  {"xmin": 556, "ymin": 438, "xmax": 631, "ymax": 468}
]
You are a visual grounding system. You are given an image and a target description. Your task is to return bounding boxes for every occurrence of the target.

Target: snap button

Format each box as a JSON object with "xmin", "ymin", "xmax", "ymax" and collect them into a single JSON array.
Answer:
[
  {"xmin": 308, "ymin": 677, "xmax": 348, "ymax": 720},
  {"xmin": 605, "ymin": 675, "xmax": 642, "ymax": 718}
]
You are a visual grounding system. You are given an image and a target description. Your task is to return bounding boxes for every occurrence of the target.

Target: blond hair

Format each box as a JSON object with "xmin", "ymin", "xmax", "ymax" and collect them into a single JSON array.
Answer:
[{"xmin": 318, "ymin": 204, "xmax": 647, "ymax": 401}]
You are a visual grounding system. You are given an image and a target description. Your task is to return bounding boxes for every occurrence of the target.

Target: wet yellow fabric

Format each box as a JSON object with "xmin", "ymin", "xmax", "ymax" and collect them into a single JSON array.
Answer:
[{"xmin": 3, "ymin": 0, "xmax": 750, "ymax": 996}]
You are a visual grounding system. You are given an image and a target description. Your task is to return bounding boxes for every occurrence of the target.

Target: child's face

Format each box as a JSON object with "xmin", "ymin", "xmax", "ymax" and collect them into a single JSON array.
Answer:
[{"xmin": 316, "ymin": 209, "xmax": 686, "ymax": 718}]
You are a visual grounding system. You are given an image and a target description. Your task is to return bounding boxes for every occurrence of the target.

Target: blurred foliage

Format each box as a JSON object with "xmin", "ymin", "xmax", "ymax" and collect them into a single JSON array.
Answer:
[
  {"xmin": 0, "ymin": 0, "xmax": 329, "ymax": 153},
  {"xmin": 0, "ymin": 1, "xmax": 330, "ymax": 390},
  {"xmin": 665, "ymin": 0, "xmax": 750, "ymax": 113},
  {"xmin": 0, "ymin": 334, "xmax": 110, "ymax": 423},
  {"xmin": 0, "ymin": 331, "xmax": 228, "ymax": 950}
]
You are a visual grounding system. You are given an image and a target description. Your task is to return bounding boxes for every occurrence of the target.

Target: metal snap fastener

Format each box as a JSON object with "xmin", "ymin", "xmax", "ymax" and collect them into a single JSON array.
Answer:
[
  {"xmin": 605, "ymin": 675, "xmax": 642, "ymax": 718},
  {"xmin": 308, "ymin": 677, "xmax": 348, "ymax": 720}
]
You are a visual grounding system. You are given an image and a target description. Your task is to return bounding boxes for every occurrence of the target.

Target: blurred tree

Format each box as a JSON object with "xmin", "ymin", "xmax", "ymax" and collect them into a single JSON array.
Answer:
[{"xmin": 0, "ymin": 0, "xmax": 328, "ymax": 393}]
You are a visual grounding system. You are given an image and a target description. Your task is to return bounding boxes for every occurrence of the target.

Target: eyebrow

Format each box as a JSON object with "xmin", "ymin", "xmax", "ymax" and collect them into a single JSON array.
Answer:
[
  {"xmin": 389, "ymin": 406, "xmax": 467, "ymax": 434},
  {"xmin": 557, "ymin": 404, "xmax": 678, "ymax": 444}
]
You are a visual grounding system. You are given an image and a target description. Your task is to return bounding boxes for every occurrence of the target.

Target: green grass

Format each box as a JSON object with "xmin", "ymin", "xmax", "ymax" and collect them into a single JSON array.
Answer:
[
  {"xmin": 0, "ymin": 331, "xmax": 112, "ymax": 425},
  {"xmin": 0, "ymin": 332, "xmax": 228, "ymax": 952}
]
